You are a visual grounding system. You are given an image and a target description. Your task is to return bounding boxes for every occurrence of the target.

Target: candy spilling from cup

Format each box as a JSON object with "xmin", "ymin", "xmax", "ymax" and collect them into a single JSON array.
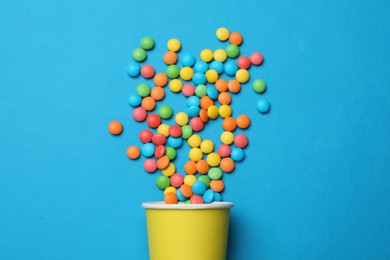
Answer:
[{"xmin": 109, "ymin": 27, "xmax": 270, "ymax": 204}]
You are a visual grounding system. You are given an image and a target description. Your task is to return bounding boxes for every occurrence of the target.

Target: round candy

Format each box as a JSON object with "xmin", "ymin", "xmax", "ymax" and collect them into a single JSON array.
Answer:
[
  {"xmin": 235, "ymin": 69, "xmax": 250, "ymax": 83},
  {"xmin": 177, "ymin": 189, "xmax": 187, "ymax": 202},
  {"xmin": 157, "ymin": 124, "xmax": 170, "ymax": 136},
  {"xmin": 164, "ymin": 192, "xmax": 178, "ymax": 204},
  {"xmin": 167, "ymin": 136, "xmax": 183, "ymax": 148},
  {"xmin": 192, "ymin": 181, "xmax": 207, "ymax": 195},
  {"xmin": 227, "ymin": 79, "xmax": 241, "ymax": 93},
  {"xmin": 180, "ymin": 53, "xmax": 196, "ymax": 67},
  {"xmin": 158, "ymin": 105, "xmax": 173, "ymax": 119},
  {"xmin": 200, "ymin": 140, "xmax": 214, "ymax": 154},
  {"xmin": 186, "ymin": 96, "xmax": 200, "ymax": 107},
  {"xmin": 198, "ymin": 175, "xmax": 211, "ymax": 188},
  {"xmin": 237, "ymin": 56, "xmax": 251, "ymax": 70},
  {"xmin": 150, "ymin": 87, "xmax": 165, "ymax": 101},
  {"xmin": 175, "ymin": 112, "xmax": 189, "ymax": 126},
  {"xmin": 209, "ymin": 61, "xmax": 224, "ymax": 74},
  {"xmin": 184, "ymin": 160, "xmax": 197, "ymax": 175},
  {"xmin": 180, "ymin": 184, "xmax": 194, "ymax": 198},
  {"xmin": 157, "ymin": 156, "xmax": 170, "ymax": 170},
  {"xmin": 165, "ymin": 147, "xmax": 176, "ymax": 160},
  {"xmin": 156, "ymin": 175, "xmax": 170, "ymax": 190},
  {"xmin": 154, "ymin": 145, "xmax": 166, "ymax": 159},
  {"xmin": 140, "ymin": 36, "xmax": 155, "ymax": 50},
  {"xmin": 136, "ymin": 83, "xmax": 151, "ymax": 97},
  {"xmin": 205, "ymin": 69, "xmax": 218, "ymax": 83},
  {"xmin": 192, "ymin": 72, "xmax": 207, "ymax": 85},
  {"xmin": 190, "ymin": 117, "xmax": 204, "ymax": 132},
  {"xmin": 229, "ymin": 32, "xmax": 243, "ymax": 46},
  {"xmin": 166, "ymin": 65, "xmax": 180, "ymax": 79},
  {"xmin": 213, "ymin": 49, "xmax": 227, "ymax": 62},
  {"xmin": 154, "ymin": 73, "xmax": 168, "ymax": 87},
  {"xmin": 132, "ymin": 107, "xmax": 147, "ymax": 122},
  {"xmin": 250, "ymin": 52, "xmax": 264, "ymax": 65},
  {"xmin": 189, "ymin": 148, "xmax": 203, "ymax": 162},
  {"xmin": 188, "ymin": 134, "xmax": 201, "ymax": 148},
  {"xmin": 226, "ymin": 44, "xmax": 240, "ymax": 58},
  {"xmin": 195, "ymin": 84, "xmax": 207, "ymax": 97},
  {"xmin": 168, "ymin": 125, "xmax": 182, "ymax": 138},
  {"xmin": 216, "ymin": 27, "xmax": 230, "ymax": 41},
  {"xmin": 180, "ymin": 67, "xmax": 194, "ymax": 81},
  {"xmin": 203, "ymin": 189, "xmax": 214, "ymax": 204},
  {"xmin": 224, "ymin": 60, "xmax": 238, "ymax": 76},
  {"xmin": 218, "ymin": 92, "xmax": 231, "ymax": 105},
  {"xmin": 146, "ymin": 114, "xmax": 161, "ymax": 128},
  {"xmin": 222, "ymin": 117, "xmax": 237, "ymax": 132},
  {"xmin": 169, "ymin": 79, "xmax": 183, "ymax": 92},
  {"xmin": 214, "ymin": 192, "xmax": 222, "ymax": 201},
  {"xmin": 190, "ymin": 195, "xmax": 204, "ymax": 204},
  {"xmin": 217, "ymin": 144, "xmax": 231, "ymax": 158},
  {"xmin": 206, "ymin": 152, "xmax": 221, "ymax": 167},
  {"xmin": 194, "ymin": 60, "xmax": 208, "ymax": 73},
  {"xmin": 220, "ymin": 131, "xmax": 234, "ymax": 145},
  {"xmin": 141, "ymin": 96, "xmax": 156, "ymax": 111},
  {"xmin": 141, "ymin": 64, "xmax": 155, "ymax": 79},
  {"xmin": 144, "ymin": 159, "xmax": 157, "ymax": 173},
  {"xmin": 200, "ymin": 49, "xmax": 213, "ymax": 62},
  {"xmin": 163, "ymin": 51, "xmax": 178, "ymax": 65},
  {"xmin": 196, "ymin": 160, "xmax": 209, "ymax": 174},
  {"xmin": 181, "ymin": 125, "xmax": 193, "ymax": 139},
  {"xmin": 127, "ymin": 62, "xmax": 140, "ymax": 77},
  {"xmin": 128, "ymin": 93, "xmax": 142, "ymax": 107},
  {"xmin": 234, "ymin": 133, "xmax": 249, "ymax": 148},
  {"xmin": 187, "ymin": 106, "xmax": 200, "ymax": 118},
  {"xmin": 219, "ymin": 105, "xmax": 232, "ymax": 118},
  {"xmin": 170, "ymin": 173, "xmax": 184, "ymax": 188},
  {"xmin": 206, "ymin": 86, "xmax": 219, "ymax": 100},
  {"xmin": 200, "ymin": 96, "xmax": 214, "ymax": 110},
  {"xmin": 126, "ymin": 146, "xmax": 140, "ymax": 159},
  {"xmin": 199, "ymin": 109, "xmax": 209, "ymax": 123},
  {"xmin": 162, "ymin": 162, "xmax": 176, "ymax": 177},
  {"xmin": 182, "ymin": 84, "xmax": 195, "ymax": 97},
  {"xmin": 220, "ymin": 157, "xmax": 235, "ymax": 172},
  {"xmin": 208, "ymin": 167, "xmax": 222, "ymax": 180},
  {"xmin": 141, "ymin": 143, "xmax": 155, "ymax": 157},
  {"xmin": 207, "ymin": 105, "xmax": 219, "ymax": 120},
  {"xmin": 108, "ymin": 121, "xmax": 123, "ymax": 135},
  {"xmin": 167, "ymin": 38, "xmax": 181, "ymax": 52},
  {"xmin": 164, "ymin": 186, "xmax": 176, "ymax": 195},
  {"xmin": 133, "ymin": 47, "xmax": 147, "ymax": 62},
  {"xmin": 253, "ymin": 79, "xmax": 266, "ymax": 93},
  {"xmin": 231, "ymin": 147, "xmax": 245, "ymax": 161},
  {"xmin": 210, "ymin": 180, "xmax": 224, "ymax": 192},
  {"xmin": 184, "ymin": 175, "xmax": 197, "ymax": 186},
  {"xmin": 236, "ymin": 114, "xmax": 251, "ymax": 129},
  {"xmin": 215, "ymin": 79, "xmax": 228, "ymax": 92},
  {"xmin": 139, "ymin": 129, "xmax": 153, "ymax": 143},
  {"xmin": 152, "ymin": 133, "xmax": 166, "ymax": 146},
  {"xmin": 256, "ymin": 98, "xmax": 270, "ymax": 113}
]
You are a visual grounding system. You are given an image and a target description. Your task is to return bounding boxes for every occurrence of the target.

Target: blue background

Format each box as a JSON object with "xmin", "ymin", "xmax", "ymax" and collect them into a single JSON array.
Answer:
[{"xmin": 1, "ymin": 0, "xmax": 390, "ymax": 259}]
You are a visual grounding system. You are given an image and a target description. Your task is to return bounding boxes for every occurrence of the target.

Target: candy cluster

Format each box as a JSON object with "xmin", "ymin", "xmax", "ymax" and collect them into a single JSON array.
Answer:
[{"xmin": 108, "ymin": 27, "xmax": 270, "ymax": 204}]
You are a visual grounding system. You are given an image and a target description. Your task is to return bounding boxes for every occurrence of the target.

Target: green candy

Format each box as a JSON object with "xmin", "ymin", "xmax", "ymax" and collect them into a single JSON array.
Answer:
[
  {"xmin": 253, "ymin": 79, "xmax": 267, "ymax": 93},
  {"xmin": 195, "ymin": 84, "xmax": 207, "ymax": 97},
  {"xmin": 156, "ymin": 175, "xmax": 170, "ymax": 190},
  {"xmin": 181, "ymin": 125, "xmax": 193, "ymax": 139},
  {"xmin": 136, "ymin": 83, "xmax": 151, "ymax": 97},
  {"xmin": 166, "ymin": 65, "xmax": 180, "ymax": 79},
  {"xmin": 226, "ymin": 44, "xmax": 240, "ymax": 58},
  {"xmin": 208, "ymin": 168, "xmax": 223, "ymax": 180},
  {"xmin": 198, "ymin": 175, "xmax": 211, "ymax": 188},
  {"xmin": 132, "ymin": 47, "xmax": 147, "ymax": 62},
  {"xmin": 140, "ymin": 36, "xmax": 155, "ymax": 50},
  {"xmin": 165, "ymin": 146, "xmax": 176, "ymax": 160},
  {"xmin": 185, "ymin": 200, "xmax": 192, "ymax": 204},
  {"xmin": 158, "ymin": 105, "xmax": 173, "ymax": 119}
]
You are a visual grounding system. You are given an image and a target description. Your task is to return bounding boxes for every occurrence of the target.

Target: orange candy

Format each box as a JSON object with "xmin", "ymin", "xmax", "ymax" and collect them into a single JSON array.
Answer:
[
  {"xmin": 196, "ymin": 160, "xmax": 210, "ymax": 174},
  {"xmin": 151, "ymin": 87, "xmax": 165, "ymax": 101},
  {"xmin": 200, "ymin": 96, "xmax": 214, "ymax": 110},
  {"xmin": 220, "ymin": 157, "xmax": 235, "ymax": 172},
  {"xmin": 153, "ymin": 73, "xmax": 168, "ymax": 87},
  {"xmin": 184, "ymin": 161, "xmax": 197, "ymax": 175},
  {"xmin": 229, "ymin": 32, "xmax": 243, "ymax": 46},
  {"xmin": 141, "ymin": 96, "xmax": 156, "ymax": 111},
  {"xmin": 218, "ymin": 92, "xmax": 231, "ymax": 105},
  {"xmin": 180, "ymin": 184, "xmax": 193, "ymax": 198},
  {"xmin": 164, "ymin": 192, "xmax": 178, "ymax": 204},
  {"xmin": 222, "ymin": 117, "xmax": 237, "ymax": 132},
  {"xmin": 126, "ymin": 146, "xmax": 140, "ymax": 159},
  {"xmin": 163, "ymin": 51, "xmax": 178, "ymax": 65},
  {"xmin": 199, "ymin": 109, "xmax": 209, "ymax": 123},
  {"xmin": 210, "ymin": 180, "xmax": 225, "ymax": 192},
  {"xmin": 157, "ymin": 156, "xmax": 170, "ymax": 170},
  {"xmin": 215, "ymin": 79, "xmax": 228, "ymax": 92},
  {"xmin": 108, "ymin": 120, "xmax": 123, "ymax": 135},
  {"xmin": 228, "ymin": 79, "xmax": 241, "ymax": 93},
  {"xmin": 236, "ymin": 114, "xmax": 251, "ymax": 129}
]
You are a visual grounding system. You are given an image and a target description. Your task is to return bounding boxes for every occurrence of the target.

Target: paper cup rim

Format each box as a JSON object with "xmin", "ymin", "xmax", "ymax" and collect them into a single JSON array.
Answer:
[{"xmin": 142, "ymin": 202, "xmax": 234, "ymax": 209}]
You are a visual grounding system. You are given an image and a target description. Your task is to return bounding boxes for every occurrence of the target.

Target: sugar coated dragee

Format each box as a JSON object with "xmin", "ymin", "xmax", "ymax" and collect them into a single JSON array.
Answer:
[{"xmin": 109, "ymin": 29, "xmax": 271, "ymax": 204}]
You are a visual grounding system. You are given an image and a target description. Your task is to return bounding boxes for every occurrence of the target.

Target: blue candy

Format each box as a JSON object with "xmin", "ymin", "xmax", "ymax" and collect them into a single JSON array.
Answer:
[
  {"xmin": 209, "ymin": 61, "xmax": 224, "ymax": 74},
  {"xmin": 214, "ymin": 192, "xmax": 222, "ymax": 202},
  {"xmin": 194, "ymin": 60, "xmax": 208, "ymax": 73},
  {"xmin": 206, "ymin": 86, "xmax": 219, "ymax": 100},
  {"xmin": 141, "ymin": 143, "xmax": 155, "ymax": 158},
  {"xmin": 167, "ymin": 136, "xmax": 183, "ymax": 148},
  {"xmin": 177, "ymin": 189, "xmax": 187, "ymax": 202},
  {"xmin": 186, "ymin": 96, "xmax": 200, "ymax": 107},
  {"xmin": 256, "ymin": 98, "xmax": 270, "ymax": 113},
  {"xmin": 127, "ymin": 62, "xmax": 140, "ymax": 77},
  {"xmin": 128, "ymin": 93, "xmax": 142, "ymax": 107},
  {"xmin": 192, "ymin": 72, "xmax": 207, "ymax": 85},
  {"xmin": 224, "ymin": 60, "xmax": 238, "ymax": 76},
  {"xmin": 231, "ymin": 147, "xmax": 245, "ymax": 161},
  {"xmin": 192, "ymin": 181, "xmax": 207, "ymax": 195},
  {"xmin": 203, "ymin": 189, "xmax": 214, "ymax": 204},
  {"xmin": 187, "ymin": 106, "xmax": 201, "ymax": 118},
  {"xmin": 180, "ymin": 52, "xmax": 196, "ymax": 67}
]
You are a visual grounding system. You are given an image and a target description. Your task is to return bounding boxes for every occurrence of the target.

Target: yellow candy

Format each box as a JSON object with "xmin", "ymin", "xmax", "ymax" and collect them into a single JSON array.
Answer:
[
  {"xmin": 164, "ymin": 186, "xmax": 177, "ymax": 195},
  {"xmin": 205, "ymin": 69, "xmax": 218, "ymax": 83},
  {"xmin": 175, "ymin": 112, "xmax": 189, "ymax": 126},
  {"xmin": 188, "ymin": 134, "xmax": 202, "ymax": 148},
  {"xmin": 169, "ymin": 79, "xmax": 183, "ymax": 92},
  {"xmin": 206, "ymin": 152, "xmax": 221, "ymax": 167},
  {"xmin": 219, "ymin": 104, "xmax": 232, "ymax": 118},
  {"xmin": 220, "ymin": 131, "xmax": 234, "ymax": 145},
  {"xmin": 162, "ymin": 162, "xmax": 176, "ymax": 177},
  {"xmin": 200, "ymin": 140, "xmax": 214, "ymax": 154},
  {"xmin": 157, "ymin": 124, "xmax": 170, "ymax": 137},
  {"xmin": 207, "ymin": 105, "xmax": 219, "ymax": 119},
  {"xmin": 180, "ymin": 66, "xmax": 194, "ymax": 81},
  {"xmin": 189, "ymin": 147, "xmax": 203, "ymax": 162},
  {"xmin": 167, "ymin": 38, "xmax": 181, "ymax": 52},
  {"xmin": 213, "ymin": 49, "xmax": 227, "ymax": 62},
  {"xmin": 184, "ymin": 175, "xmax": 197, "ymax": 186},
  {"xmin": 235, "ymin": 69, "xmax": 250, "ymax": 83},
  {"xmin": 200, "ymin": 49, "xmax": 214, "ymax": 62},
  {"xmin": 216, "ymin": 27, "xmax": 230, "ymax": 41}
]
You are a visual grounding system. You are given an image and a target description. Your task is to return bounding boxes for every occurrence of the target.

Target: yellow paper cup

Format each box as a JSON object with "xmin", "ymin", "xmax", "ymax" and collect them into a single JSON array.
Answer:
[{"xmin": 142, "ymin": 202, "xmax": 234, "ymax": 260}]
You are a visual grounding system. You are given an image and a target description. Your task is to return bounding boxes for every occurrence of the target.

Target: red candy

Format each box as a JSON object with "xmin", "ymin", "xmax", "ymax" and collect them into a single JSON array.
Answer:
[
  {"xmin": 152, "ymin": 133, "xmax": 167, "ymax": 146},
  {"xmin": 146, "ymin": 114, "xmax": 161, "ymax": 128},
  {"xmin": 133, "ymin": 107, "xmax": 147, "ymax": 122},
  {"xmin": 217, "ymin": 144, "xmax": 231, "ymax": 157},
  {"xmin": 154, "ymin": 145, "xmax": 166, "ymax": 158},
  {"xmin": 234, "ymin": 134, "xmax": 248, "ymax": 148},
  {"xmin": 182, "ymin": 84, "xmax": 195, "ymax": 97},
  {"xmin": 237, "ymin": 56, "xmax": 251, "ymax": 70},
  {"xmin": 190, "ymin": 194, "xmax": 204, "ymax": 204},
  {"xmin": 250, "ymin": 52, "xmax": 264, "ymax": 65},
  {"xmin": 170, "ymin": 173, "xmax": 184, "ymax": 188},
  {"xmin": 190, "ymin": 117, "xmax": 204, "ymax": 132},
  {"xmin": 144, "ymin": 159, "xmax": 158, "ymax": 173},
  {"xmin": 141, "ymin": 64, "xmax": 155, "ymax": 79},
  {"xmin": 169, "ymin": 125, "xmax": 182, "ymax": 138},
  {"xmin": 139, "ymin": 129, "xmax": 153, "ymax": 143}
]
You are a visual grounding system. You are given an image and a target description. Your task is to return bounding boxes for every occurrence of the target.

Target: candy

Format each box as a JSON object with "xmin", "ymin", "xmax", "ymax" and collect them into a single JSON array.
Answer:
[
  {"xmin": 162, "ymin": 162, "xmax": 176, "ymax": 177},
  {"xmin": 126, "ymin": 146, "xmax": 140, "ymax": 159},
  {"xmin": 206, "ymin": 152, "xmax": 221, "ymax": 167},
  {"xmin": 166, "ymin": 65, "xmax": 180, "ymax": 79},
  {"xmin": 186, "ymin": 96, "xmax": 200, "ymax": 107},
  {"xmin": 181, "ymin": 125, "xmax": 193, "ymax": 139},
  {"xmin": 140, "ymin": 36, "xmax": 155, "ymax": 50},
  {"xmin": 165, "ymin": 147, "xmax": 176, "ymax": 160},
  {"xmin": 167, "ymin": 38, "xmax": 181, "ymax": 52},
  {"xmin": 154, "ymin": 145, "xmax": 165, "ymax": 158},
  {"xmin": 227, "ymin": 79, "xmax": 241, "ymax": 93},
  {"xmin": 231, "ymin": 147, "xmax": 245, "ymax": 161},
  {"xmin": 128, "ymin": 93, "xmax": 142, "ymax": 107},
  {"xmin": 194, "ymin": 60, "xmax": 208, "ymax": 73},
  {"xmin": 152, "ymin": 133, "xmax": 167, "ymax": 146},
  {"xmin": 206, "ymin": 86, "xmax": 219, "ymax": 100},
  {"xmin": 217, "ymin": 144, "xmax": 231, "ymax": 158},
  {"xmin": 175, "ymin": 112, "xmax": 189, "ymax": 126},
  {"xmin": 157, "ymin": 124, "xmax": 170, "ymax": 136},
  {"xmin": 141, "ymin": 96, "xmax": 156, "ymax": 111},
  {"xmin": 127, "ymin": 62, "xmax": 140, "ymax": 77},
  {"xmin": 198, "ymin": 175, "xmax": 211, "ymax": 188},
  {"xmin": 209, "ymin": 61, "xmax": 224, "ymax": 74},
  {"xmin": 234, "ymin": 134, "xmax": 249, "ymax": 148},
  {"xmin": 141, "ymin": 64, "xmax": 155, "ymax": 79},
  {"xmin": 167, "ymin": 136, "xmax": 183, "ymax": 148},
  {"xmin": 224, "ymin": 60, "xmax": 238, "ymax": 76},
  {"xmin": 156, "ymin": 175, "xmax": 170, "ymax": 190},
  {"xmin": 218, "ymin": 92, "xmax": 232, "ymax": 105},
  {"xmin": 176, "ymin": 189, "xmax": 187, "ymax": 202},
  {"xmin": 184, "ymin": 160, "xmax": 197, "ymax": 175},
  {"xmin": 132, "ymin": 107, "xmax": 147, "ymax": 122},
  {"xmin": 256, "ymin": 98, "xmax": 270, "ymax": 113},
  {"xmin": 180, "ymin": 67, "xmax": 194, "ymax": 81},
  {"xmin": 139, "ymin": 129, "xmax": 153, "ymax": 143},
  {"xmin": 196, "ymin": 160, "xmax": 210, "ymax": 174},
  {"xmin": 199, "ymin": 109, "xmax": 209, "ymax": 123},
  {"xmin": 229, "ymin": 32, "xmax": 243, "ymax": 46},
  {"xmin": 220, "ymin": 131, "xmax": 234, "ymax": 145},
  {"xmin": 180, "ymin": 184, "xmax": 193, "ymax": 198},
  {"xmin": 169, "ymin": 79, "xmax": 183, "ymax": 92},
  {"xmin": 219, "ymin": 104, "xmax": 232, "ymax": 118},
  {"xmin": 192, "ymin": 72, "xmax": 207, "ymax": 85},
  {"xmin": 220, "ymin": 157, "xmax": 235, "ymax": 173},
  {"xmin": 169, "ymin": 125, "xmax": 182, "ymax": 138},
  {"xmin": 215, "ymin": 79, "xmax": 228, "ymax": 92},
  {"xmin": 108, "ymin": 121, "xmax": 123, "ymax": 135},
  {"xmin": 205, "ymin": 69, "xmax": 218, "ymax": 83},
  {"xmin": 203, "ymin": 189, "xmax": 214, "ymax": 203},
  {"xmin": 182, "ymin": 84, "xmax": 195, "ymax": 97},
  {"xmin": 200, "ymin": 140, "xmax": 214, "ymax": 154},
  {"xmin": 208, "ymin": 167, "xmax": 223, "ymax": 180},
  {"xmin": 184, "ymin": 175, "xmax": 197, "ymax": 186},
  {"xmin": 188, "ymin": 134, "xmax": 201, "ymax": 147},
  {"xmin": 222, "ymin": 117, "xmax": 237, "ymax": 132},
  {"xmin": 214, "ymin": 192, "xmax": 222, "ymax": 201},
  {"xmin": 157, "ymin": 156, "xmax": 170, "ymax": 170},
  {"xmin": 141, "ymin": 143, "xmax": 155, "ymax": 157},
  {"xmin": 237, "ymin": 56, "xmax": 251, "ymax": 70},
  {"xmin": 190, "ymin": 117, "xmax": 205, "ymax": 132},
  {"xmin": 253, "ymin": 79, "xmax": 266, "ymax": 93},
  {"xmin": 136, "ymin": 83, "xmax": 151, "ymax": 97},
  {"xmin": 164, "ymin": 192, "xmax": 178, "ymax": 204},
  {"xmin": 164, "ymin": 186, "xmax": 176, "ymax": 195},
  {"xmin": 192, "ymin": 181, "xmax": 207, "ymax": 195},
  {"xmin": 200, "ymin": 96, "xmax": 214, "ymax": 110},
  {"xmin": 213, "ymin": 49, "xmax": 227, "ymax": 62},
  {"xmin": 226, "ymin": 44, "xmax": 240, "ymax": 58},
  {"xmin": 187, "ymin": 106, "xmax": 200, "ymax": 118},
  {"xmin": 207, "ymin": 105, "xmax": 219, "ymax": 119},
  {"xmin": 133, "ymin": 47, "xmax": 147, "ymax": 62},
  {"xmin": 200, "ymin": 49, "xmax": 213, "ymax": 62},
  {"xmin": 144, "ymin": 159, "xmax": 158, "ymax": 173},
  {"xmin": 180, "ymin": 53, "xmax": 196, "ymax": 67},
  {"xmin": 236, "ymin": 114, "xmax": 251, "ymax": 129},
  {"xmin": 190, "ymin": 195, "xmax": 204, "ymax": 204},
  {"xmin": 153, "ymin": 73, "xmax": 168, "ymax": 87},
  {"xmin": 210, "ymin": 180, "xmax": 224, "ymax": 192},
  {"xmin": 195, "ymin": 84, "xmax": 207, "ymax": 98},
  {"xmin": 250, "ymin": 52, "xmax": 264, "ymax": 65},
  {"xmin": 170, "ymin": 173, "xmax": 184, "ymax": 188},
  {"xmin": 146, "ymin": 114, "xmax": 161, "ymax": 128},
  {"xmin": 189, "ymin": 147, "xmax": 203, "ymax": 162},
  {"xmin": 235, "ymin": 69, "xmax": 250, "ymax": 83},
  {"xmin": 163, "ymin": 51, "xmax": 178, "ymax": 65},
  {"xmin": 150, "ymin": 87, "xmax": 165, "ymax": 101},
  {"xmin": 216, "ymin": 27, "xmax": 230, "ymax": 41},
  {"xmin": 158, "ymin": 105, "xmax": 173, "ymax": 119}
]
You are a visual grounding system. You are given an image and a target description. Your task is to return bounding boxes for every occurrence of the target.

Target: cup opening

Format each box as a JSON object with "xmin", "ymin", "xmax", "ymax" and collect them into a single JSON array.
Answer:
[{"xmin": 142, "ymin": 201, "xmax": 234, "ymax": 209}]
